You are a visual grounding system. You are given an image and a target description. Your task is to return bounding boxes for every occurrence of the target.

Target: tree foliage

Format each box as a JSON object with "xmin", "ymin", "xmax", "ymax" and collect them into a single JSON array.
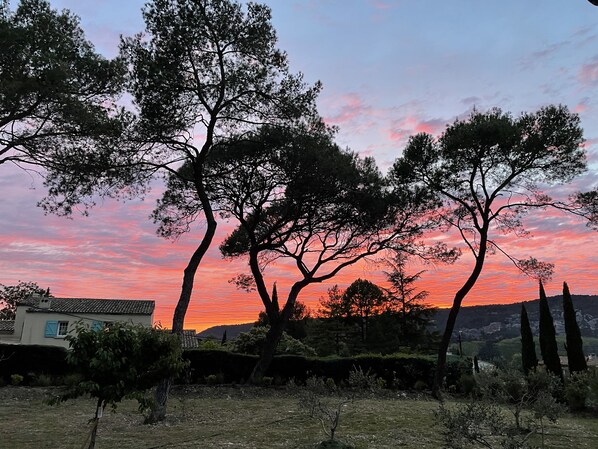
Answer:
[
  {"xmin": 341, "ymin": 278, "xmax": 385, "ymax": 343},
  {"xmin": 384, "ymin": 255, "xmax": 435, "ymax": 345},
  {"xmin": 50, "ymin": 322, "xmax": 186, "ymax": 447},
  {"xmin": 538, "ymin": 282, "xmax": 563, "ymax": 381},
  {"xmin": 55, "ymin": 323, "xmax": 186, "ymax": 408},
  {"xmin": 41, "ymin": 0, "xmax": 322, "ymax": 420},
  {"xmin": 390, "ymin": 105, "xmax": 588, "ymax": 393},
  {"xmin": 562, "ymin": 282, "xmax": 587, "ymax": 373},
  {"xmin": 0, "ymin": 0, "xmax": 125, "ymax": 176},
  {"xmin": 211, "ymin": 125, "xmax": 433, "ymax": 379},
  {"xmin": 0, "ymin": 280, "xmax": 50, "ymax": 320}
]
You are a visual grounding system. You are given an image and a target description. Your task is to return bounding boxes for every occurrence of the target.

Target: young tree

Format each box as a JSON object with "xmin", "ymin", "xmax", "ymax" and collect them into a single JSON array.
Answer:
[
  {"xmin": 384, "ymin": 255, "xmax": 434, "ymax": 346},
  {"xmin": 341, "ymin": 278, "xmax": 386, "ymax": 343},
  {"xmin": 539, "ymin": 281, "xmax": 563, "ymax": 381},
  {"xmin": 51, "ymin": 323, "xmax": 186, "ymax": 449},
  {"xmin": 211, "ymin": 126, "xmax": 433, "ymax": 381},
  {"xmin": 43, "ymin": 0, "xmax": 321, "ymax": 421},
  {"xmin": 520, "ymin": 303, "xmax": 538, "ymax": 375},
  {"xmin": 0, "ymin": 0, "xmax": 125, "ymax": 174},
  {"xmin": 562, "ymin": 282, "xmax": 587, "ymax": 373},
  {"xmin": 390, "ymin": 105, "xmax": 590, "ymax": 395},
  {"xmin": 0, "ymin": 281, "xmax": 50, "ymax": 320}
]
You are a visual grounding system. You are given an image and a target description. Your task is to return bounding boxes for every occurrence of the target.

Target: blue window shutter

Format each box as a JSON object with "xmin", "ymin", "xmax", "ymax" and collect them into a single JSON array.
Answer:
[
  {"xmin": 44, "ymin": 321, "xmax": 58, "ymax": 337},
  {"xmin": 92, "ymin": 320, "xmax": 103, "ymax": 331}
]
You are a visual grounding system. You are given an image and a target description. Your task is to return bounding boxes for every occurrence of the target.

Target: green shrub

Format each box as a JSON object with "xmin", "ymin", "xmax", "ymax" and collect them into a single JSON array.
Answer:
[
  {"xmin": 347, "ymin": 365, "xmax": 381, "ymax": 392},
  {"xmin": 261, "ymin": 376, "xmax": 273, "ymax": 386},
  {"xmin": 565, "ymin": 371, "xmax": 590, "ymax": 411},
  {"xmin": 205, "ymin": 374, "xmax": 220, "ymax": 385},
  {"xmin": 458, "ymin": 373, "xmax": 476, "ymax": 396},
  {"xmin": 413, "ymin": 379, "xmax": 428, "ymax": 391},
  {"xmin": 10, "ymin": 374, "xmax": 23, "ymax": 386},
  {"xmin": 31, "ymin": 373, "xmax": 53, "ymax": 387}
]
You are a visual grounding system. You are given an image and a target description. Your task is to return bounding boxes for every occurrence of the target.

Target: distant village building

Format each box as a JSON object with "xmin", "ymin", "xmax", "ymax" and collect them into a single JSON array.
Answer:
[{"xmin": 0, "ymin": 295, "xmax": 154, "ymax": 348}]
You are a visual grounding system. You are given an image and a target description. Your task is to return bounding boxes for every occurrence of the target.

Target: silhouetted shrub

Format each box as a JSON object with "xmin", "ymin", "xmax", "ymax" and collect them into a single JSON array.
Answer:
[{"xmin": 0, "ymin": 344, "xmax": 68, "ymax": 385}]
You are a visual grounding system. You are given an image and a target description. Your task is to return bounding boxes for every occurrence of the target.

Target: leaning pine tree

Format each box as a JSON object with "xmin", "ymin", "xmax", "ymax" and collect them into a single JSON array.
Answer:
[
  {"xmin": 538, "ymin": 281, "xmax": 563, "ymax": 381},
  {"xmin": 563, "ymin": 282, "xmax": 587, "ymax": 373},
  {"xmin": 520, "ymin": 303, "xmax": 538, "ymax": 375}
]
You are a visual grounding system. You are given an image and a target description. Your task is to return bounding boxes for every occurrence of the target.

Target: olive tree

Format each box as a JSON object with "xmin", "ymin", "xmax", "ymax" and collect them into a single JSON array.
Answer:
[{"xmin": 390, "ymin": 105, "xmax": 592, "ymax": 395}]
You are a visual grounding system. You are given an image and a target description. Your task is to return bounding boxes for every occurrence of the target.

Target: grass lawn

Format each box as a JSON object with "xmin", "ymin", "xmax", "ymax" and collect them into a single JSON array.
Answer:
[{"xmin": 1, "ymin": 386, "xmax": 598, "ymax": 448}]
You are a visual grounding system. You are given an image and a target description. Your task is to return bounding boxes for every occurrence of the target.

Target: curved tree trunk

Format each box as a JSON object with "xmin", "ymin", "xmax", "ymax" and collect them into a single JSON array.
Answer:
[
  {"xmin": 147, "ymin": 178, "xmax": 217, "ymax": 422},
  {"xmin": 433, "ymin": 236, "xmax": 487, "ymax": 398},
  {"xmin": 249, "ymin": 284, "xmax": 304, "ymax": 383}
]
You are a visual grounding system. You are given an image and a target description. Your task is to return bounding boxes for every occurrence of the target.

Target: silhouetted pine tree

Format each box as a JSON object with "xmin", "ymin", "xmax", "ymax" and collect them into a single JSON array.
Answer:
[
  {"xmin": 563, "ymin": 282, "xmax": 587, "ymax": 373},
  {"xmin": 221, "ymin": 330, "xmax": 227, "ymax": 345},
  {"xmin": 538, "ymin": 281, "xmax": 563, "ymax": 380},
  {"xmin": 520, "ymin": 303, "xmax": 538, "ymax": 375}
]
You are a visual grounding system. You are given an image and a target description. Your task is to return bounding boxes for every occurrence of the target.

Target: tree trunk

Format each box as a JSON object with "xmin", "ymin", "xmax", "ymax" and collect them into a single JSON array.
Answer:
[
  {"xmin": 433, "ymin": 236, "xmax": 487, "ymax": 398},
  {"xmin": 249, "ymin": 318, "xmax": 286, "ymax": 383},
  {"xmin": 147, "ymin": 179, "xmax": 217, "ymax": 422},
  {"xmin": 88, "ymin": 399, "xmax": 104, "ymax": 449},
  {"xmin": 249, "ymin": 285, "xmax": 304, "ymax": 383}
]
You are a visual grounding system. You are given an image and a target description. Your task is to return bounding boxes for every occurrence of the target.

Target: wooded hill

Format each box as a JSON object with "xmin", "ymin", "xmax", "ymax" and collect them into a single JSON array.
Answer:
[
  {"xmin": 432, "ymin": 294, "xmax": 598, "ymax": 340},
  {"xmin": 199, "ymin": 294, "xmax": 598, "ymax": 341}
]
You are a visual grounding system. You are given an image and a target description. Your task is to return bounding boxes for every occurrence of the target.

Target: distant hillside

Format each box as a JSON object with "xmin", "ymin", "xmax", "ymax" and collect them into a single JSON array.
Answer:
[
  {"xmin": 198, "ymin": 323, "xmax": 253, "ymax": 340},
  {"xmin": 432, "ymin": 294, "xmax": 598, "ymax": 340},
  {"xmin": 196, "ymin": 294, "xmax": 598, "ymax": 342}
]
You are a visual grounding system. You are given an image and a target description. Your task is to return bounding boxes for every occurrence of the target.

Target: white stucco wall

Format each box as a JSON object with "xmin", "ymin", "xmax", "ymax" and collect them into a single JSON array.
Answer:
[{"xmin": 17, "ymin": 310, "xmax": 153, "ymax": 348}]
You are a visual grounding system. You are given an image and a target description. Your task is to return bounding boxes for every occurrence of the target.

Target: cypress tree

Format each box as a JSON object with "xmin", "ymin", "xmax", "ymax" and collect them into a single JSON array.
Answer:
[
  {"xmin": 563, "ymin": 282, "xmax": 587, "ymax": 373},
  {"xmin": 520, "ymin": 303, "xmax": 538, "ymax": 375},
  {"xmin": 538, "ymin": 281, "xmax": 563, "ymax": 380},
  {"xmin": 272, "ymin": 283, "xmax": 279, "ymax": 314}
]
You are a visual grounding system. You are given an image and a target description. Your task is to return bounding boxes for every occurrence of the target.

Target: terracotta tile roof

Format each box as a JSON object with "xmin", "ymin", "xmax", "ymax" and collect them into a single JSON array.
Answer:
[
  {"xmin": 0, "ymin": 320, "xmax": 14, "ymax": 333},
  {"xmin": 180, "ymin": 330, "xmax": 199, "ymax": 349},
  {"xmin": 19, "ymin": 297, "xmax": 155, "ymax": 315}
]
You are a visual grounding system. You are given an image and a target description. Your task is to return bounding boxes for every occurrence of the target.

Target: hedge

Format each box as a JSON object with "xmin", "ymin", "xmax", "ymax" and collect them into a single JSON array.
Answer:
[
  {"xmin": 182, "ymin": 349, "xmax": 471, "ymax": 389},
  {"xmin": 0, "ymin": 344, "xmax": 69, "ymax": 384},
  {"xmin": 0, "ymin": 344, "xmax": 471, "ymax": 391}
]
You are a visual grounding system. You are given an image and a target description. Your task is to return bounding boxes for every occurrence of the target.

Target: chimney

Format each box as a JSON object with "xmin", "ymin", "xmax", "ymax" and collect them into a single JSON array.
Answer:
[{"xmin": 35, "ymin": 294, "xmax": 51, "ymax": 309}]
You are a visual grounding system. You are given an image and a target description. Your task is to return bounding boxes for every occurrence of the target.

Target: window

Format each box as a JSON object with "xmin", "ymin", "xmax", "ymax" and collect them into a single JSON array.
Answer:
[
  {"xmin": 44, "ymin": 320, "xmax": 69, "ymax": 338},
  {"xmin": 57, "ymin": 321, "xmax": 69, "ymax": 337}
]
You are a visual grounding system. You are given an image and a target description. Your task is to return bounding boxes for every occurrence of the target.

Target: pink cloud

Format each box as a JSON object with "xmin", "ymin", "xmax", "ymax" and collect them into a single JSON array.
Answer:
[
  {"xmin": 388, "ymin": 115, "xmax": 446, "ymax": 143},
  {"xmin": 579, "ymin": 57, "xmax": 598, "ymax": 85},
  {"xmin": 323, "ymin": 93, "xmax": 372, "ymax": 126}
]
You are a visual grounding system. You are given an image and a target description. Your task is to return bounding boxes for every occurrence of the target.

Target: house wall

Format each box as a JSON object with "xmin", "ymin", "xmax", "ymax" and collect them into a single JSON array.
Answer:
[{"xmin": 18, "ymin": 311, "xmax": 153, "ymax": 348}]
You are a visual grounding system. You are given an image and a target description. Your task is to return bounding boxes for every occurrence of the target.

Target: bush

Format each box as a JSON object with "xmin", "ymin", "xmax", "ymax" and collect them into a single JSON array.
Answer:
[
  {"xmin": 565, "ymin": 371, "xmax": 590, "ymax": 411},
  {"xmin": 10, "ymin": 374, "xmax": 23, "ymax": 386},
  {"xmin": 30, "ymin": 373, "xmax": 53, "ymax": 387},
  {"xmin": 229, "ymin": 326, "xmax": 316, "ymax": 356},
  {"xmin": 347, "ymin": 365, "xmax": 382, "ymax": 392}
]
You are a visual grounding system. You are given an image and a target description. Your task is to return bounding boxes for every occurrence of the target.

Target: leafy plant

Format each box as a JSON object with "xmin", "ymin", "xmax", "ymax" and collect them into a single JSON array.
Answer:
[{"xmin": 48, "ymin": 323, "xmax": 187, "ymax": 449}]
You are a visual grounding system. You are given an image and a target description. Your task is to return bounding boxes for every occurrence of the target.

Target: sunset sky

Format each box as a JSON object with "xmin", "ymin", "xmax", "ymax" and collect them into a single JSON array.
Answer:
[{"xmin": 1, "ymin": 0, "xmax": 597, "ymax": 332}]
